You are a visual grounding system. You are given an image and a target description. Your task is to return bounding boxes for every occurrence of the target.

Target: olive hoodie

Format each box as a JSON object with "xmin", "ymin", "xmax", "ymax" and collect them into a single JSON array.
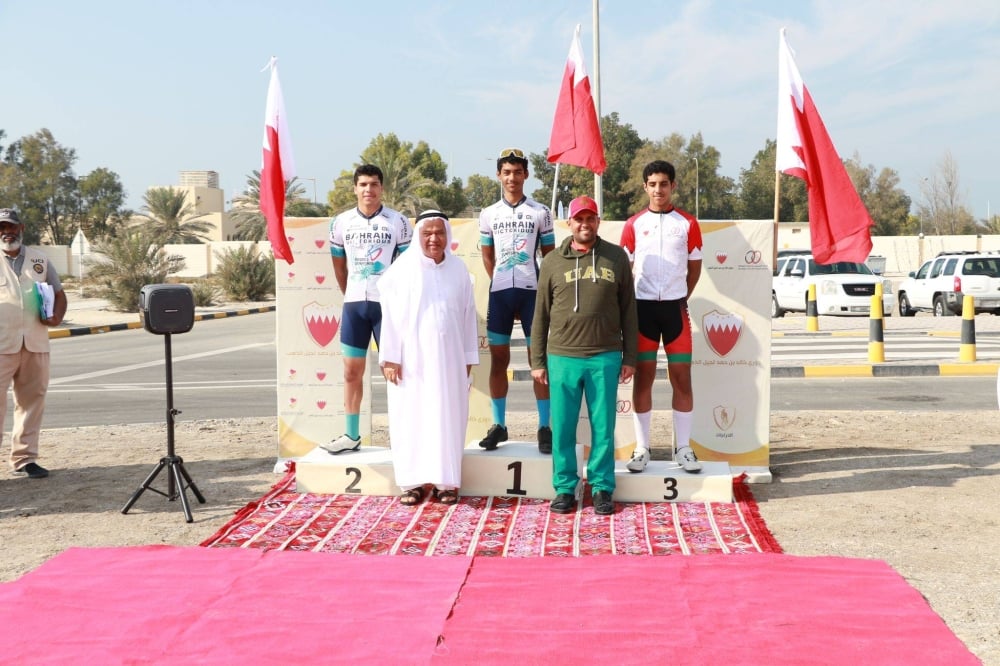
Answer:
[{"xmin": 530, "ymin": 235, "xmax": 638, "ymax": 369}]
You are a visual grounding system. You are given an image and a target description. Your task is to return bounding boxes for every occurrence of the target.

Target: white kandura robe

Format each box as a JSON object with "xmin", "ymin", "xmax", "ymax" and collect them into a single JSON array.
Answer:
[{"xmin": 378, "ymin": 245, "xmax": 479, "ymax": 489}]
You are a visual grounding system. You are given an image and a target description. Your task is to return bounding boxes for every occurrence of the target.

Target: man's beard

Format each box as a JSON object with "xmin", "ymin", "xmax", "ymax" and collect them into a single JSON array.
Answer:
[{"xmin": 1, "ymin": 237, "xmax": 22, "ymax": 252}]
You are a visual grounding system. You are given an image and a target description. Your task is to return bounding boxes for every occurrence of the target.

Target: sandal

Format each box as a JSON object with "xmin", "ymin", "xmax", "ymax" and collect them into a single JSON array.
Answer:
[
  {"xmin": 435, "ymin": 488, "xmax": 459, "ymax": 505},
  {"xmin": 400, "ymin": 487, "xmax": 426, "ymax": 506}
]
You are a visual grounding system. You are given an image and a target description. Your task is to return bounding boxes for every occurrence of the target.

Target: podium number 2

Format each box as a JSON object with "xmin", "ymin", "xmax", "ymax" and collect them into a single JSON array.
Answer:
[
  {"xmin": 344, "ymin": 467, "xmax": 362, "ymax": 494},
  {"xmin": 506, "ymin": 461, "xmax": 527, "ymax": 496},
  {"xmin": 662, "ymin": 477, "xmax": 678, "ymax": 501}
]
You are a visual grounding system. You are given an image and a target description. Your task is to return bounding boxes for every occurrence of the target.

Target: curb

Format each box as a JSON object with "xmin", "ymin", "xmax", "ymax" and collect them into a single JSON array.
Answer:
[
  {"xmin": 49, "ymin": 305, "xmax": 276, "ymax": 339},
  {"xmin": 508, "ymin": 363, "xmax": 1000, "ymax": 381}
]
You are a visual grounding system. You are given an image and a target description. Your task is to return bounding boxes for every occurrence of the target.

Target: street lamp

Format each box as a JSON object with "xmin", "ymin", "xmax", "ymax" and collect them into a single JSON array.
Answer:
[
  {"xmin": 302, "ymin": 177, "xmax": 317, "ymax": 204},
  {"xmin": 692, "ymin": 157, "xmax": 699, "ymax": 219}
]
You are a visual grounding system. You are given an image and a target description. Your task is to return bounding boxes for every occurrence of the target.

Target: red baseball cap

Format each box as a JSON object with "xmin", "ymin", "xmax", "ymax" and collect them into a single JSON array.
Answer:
[{"xmin": 568, "ymin": 196, "xmax": 599, "ymax": 219}]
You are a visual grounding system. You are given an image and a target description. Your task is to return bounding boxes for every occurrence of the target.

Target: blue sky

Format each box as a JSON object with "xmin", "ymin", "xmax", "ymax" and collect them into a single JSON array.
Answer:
[{"xmin": 2, "ymin": 0, "xmax": 998, "ymax": 219}]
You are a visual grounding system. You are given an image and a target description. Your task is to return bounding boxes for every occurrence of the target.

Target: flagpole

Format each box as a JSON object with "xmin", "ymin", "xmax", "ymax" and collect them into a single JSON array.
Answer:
[
  {"xmin": 551, "ymin": 163, "xmax": 560, "ymax": 216},
  {"xmin": 773, "ymin": 171, "xmax": 781, "ymax": 265},
  {"xmin": 592, "ymin": 0, "xmax": 602, "ymax": 213}
]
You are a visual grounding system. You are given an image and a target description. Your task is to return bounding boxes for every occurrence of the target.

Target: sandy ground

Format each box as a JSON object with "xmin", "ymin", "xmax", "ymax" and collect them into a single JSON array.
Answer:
[{"xmin": 1, "ymin": 410, "xmax": 997, "ymax": 664}]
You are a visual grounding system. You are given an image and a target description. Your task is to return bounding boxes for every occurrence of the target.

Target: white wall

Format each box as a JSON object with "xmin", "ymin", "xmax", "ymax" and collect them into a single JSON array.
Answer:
[{"xmin": 32, "ymin": 240, "xmax": 274, "ymax": 278}]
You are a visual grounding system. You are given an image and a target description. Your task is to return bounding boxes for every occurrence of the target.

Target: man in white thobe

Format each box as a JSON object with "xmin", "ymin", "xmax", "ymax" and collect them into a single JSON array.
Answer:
[{"xmin": 378, "ymin": 210, "xmax": 479, "ymax": 506}]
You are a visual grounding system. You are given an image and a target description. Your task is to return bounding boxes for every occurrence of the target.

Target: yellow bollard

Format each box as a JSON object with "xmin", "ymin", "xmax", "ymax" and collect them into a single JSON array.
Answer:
[
  {"xmin": 806, "ymin": 283, "xmax": 819, "ymax": 332},
  {"xmin": 868, "ymin": 283, "xmax": 885, "ymax": 362},
  {"xmin": 959, "ymin": 294, "xmax": 977, "ymax": 362}
]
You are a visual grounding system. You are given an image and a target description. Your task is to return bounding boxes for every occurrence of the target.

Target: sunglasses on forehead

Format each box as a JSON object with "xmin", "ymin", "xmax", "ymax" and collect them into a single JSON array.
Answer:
[{"xmin": 498, "ymin": 148, "xmax": 525, "ymax": 159}]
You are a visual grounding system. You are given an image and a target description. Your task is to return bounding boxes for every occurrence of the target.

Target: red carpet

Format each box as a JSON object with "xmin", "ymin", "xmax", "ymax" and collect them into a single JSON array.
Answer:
[
  {"xmin": 0, "ymin": 547, "xmax": 977, "ymax": 664},
  {"xmin": 200, "ymin": 468, "xmax": 782, "ymax": 555}
]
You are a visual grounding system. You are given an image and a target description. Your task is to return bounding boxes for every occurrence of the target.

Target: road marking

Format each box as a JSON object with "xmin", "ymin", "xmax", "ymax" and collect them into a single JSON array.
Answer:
[{"xmin": 50, "ymin": 343, "xmax": 272, "ymax": 385}]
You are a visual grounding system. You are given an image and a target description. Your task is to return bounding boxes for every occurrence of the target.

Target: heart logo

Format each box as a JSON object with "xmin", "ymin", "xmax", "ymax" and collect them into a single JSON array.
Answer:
[
  {"xmin": 316, "ymin": 400, "xmax": 327, "ymax": 410},
  {"xmin": 451, "ymin": 241, "xmax": 459, "ymax": 251},
  {"xmin": 315, "ymin": 273, "xmax": 326, "ymax": 284},
  {"xmin": 702, "ymin": 310, "xmax": 744, "ymax": 358},
  {"xmin": 316, "ymin": 371, "xmax": 326, "ymax": 381},
  {"xmin": 286, "ymin": 235, "xmax": 295, "ymax": 244},
  {"xmin": 289, "ymin": 397, "xmax": 297, "ymax": 406},
  {"xmin": 716, "ymin": 252, "xmax": 728, "ymax": 264},
  {"xmin": 288, "ymin": 368, "xmax": 297, "ymax": 378},
  {"xmin": 314, "ymin": 239, "xmax": 326, "ymax": 249}
]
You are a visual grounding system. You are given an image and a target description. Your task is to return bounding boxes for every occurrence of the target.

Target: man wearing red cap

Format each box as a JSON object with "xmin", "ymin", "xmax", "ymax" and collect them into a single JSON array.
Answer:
[
  {"xmin": 620, "ymin": 160, "xmax": 703, "ymax": 474},
  {"xmin": 1, "ymin": 207, "xmax": 67, "ymax": 479},
  {"xmin": 530, "ymin": 196, "xmax": 636, "ymax": 515}
]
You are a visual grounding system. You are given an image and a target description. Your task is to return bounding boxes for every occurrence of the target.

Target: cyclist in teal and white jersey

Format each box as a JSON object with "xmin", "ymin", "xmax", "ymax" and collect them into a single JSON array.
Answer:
[
  {"xmin": 478, "ymin": 148, "xmax": 555, "ymax": 453},
  {"xmin": 322, "ymin": 164, "xmax": 411, "ymax": 454}
]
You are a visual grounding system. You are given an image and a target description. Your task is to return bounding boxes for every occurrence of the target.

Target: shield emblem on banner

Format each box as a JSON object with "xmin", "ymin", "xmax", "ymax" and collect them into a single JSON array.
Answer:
[
  {"xmin": 713, "ymin": 405, "xmax": 736, "ymax": 431},
  {"xmin": 702, "ymin": 310, "xmax": 743, "ymax": 357},
  {"xmin": 302, "ymin": 302, "xmax": 340, "ymax": 348}
]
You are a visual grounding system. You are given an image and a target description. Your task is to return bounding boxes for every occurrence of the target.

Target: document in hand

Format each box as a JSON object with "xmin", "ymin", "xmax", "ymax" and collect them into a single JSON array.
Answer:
[{"xmin": 35, "ymin": 281, "xmax": 55, "ymax": 319}]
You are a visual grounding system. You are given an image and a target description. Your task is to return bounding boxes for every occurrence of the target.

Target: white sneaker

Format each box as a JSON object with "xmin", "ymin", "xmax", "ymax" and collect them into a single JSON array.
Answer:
[
  {"xmin": 626, "ymin": 448, "xmax": 650, "ymax": 473},
  {"xmin": 675, "ymin": 446, "xmax": 702, "ymax": 473},
  {"xmin": 319, "ymin": 433, "xmax": 361, "ymax": 454}
]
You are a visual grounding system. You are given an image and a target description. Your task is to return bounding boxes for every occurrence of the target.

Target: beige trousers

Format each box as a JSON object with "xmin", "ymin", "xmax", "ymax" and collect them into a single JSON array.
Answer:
[{"xmin": 1, "ymin": 344, "xmax": 50, "ymax": 470}]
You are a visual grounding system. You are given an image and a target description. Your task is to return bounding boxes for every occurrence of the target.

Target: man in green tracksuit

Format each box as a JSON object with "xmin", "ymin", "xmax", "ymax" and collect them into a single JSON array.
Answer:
[{"xmin": 529, "ymin": 196, "xmax": 637, "ymax": 516}]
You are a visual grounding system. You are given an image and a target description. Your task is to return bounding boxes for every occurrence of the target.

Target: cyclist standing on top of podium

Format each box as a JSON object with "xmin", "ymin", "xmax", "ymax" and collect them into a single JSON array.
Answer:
[
  {"xmin": 477, "ymin": 148, "xmax": 555, "ymax": 454},
  {"xmin": 322, "ymin": 165, "xmax": 412, "ymax": 454}
]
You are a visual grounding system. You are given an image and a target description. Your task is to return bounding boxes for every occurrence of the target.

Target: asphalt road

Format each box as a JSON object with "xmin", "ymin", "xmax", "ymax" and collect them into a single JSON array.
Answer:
[{"xmin": 16, "ymin": 312, "xmax": 999, "ymax": 430}]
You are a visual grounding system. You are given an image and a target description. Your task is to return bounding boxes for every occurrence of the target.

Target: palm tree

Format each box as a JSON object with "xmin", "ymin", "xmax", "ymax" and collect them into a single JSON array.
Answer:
[
  {"xmin": 138, "ymin": 187, "xmax": 212, "ymax": 244},
  {"xmin": 230, "ymin": 171, "xmax": 311, "ymax": 241},
  {"xmin": 86, "ymin": 228, "xmax": 185, "ymax": 311}
]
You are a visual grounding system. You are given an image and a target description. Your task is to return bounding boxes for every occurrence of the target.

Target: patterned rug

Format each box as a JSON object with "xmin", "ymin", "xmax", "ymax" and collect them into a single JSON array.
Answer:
[{"xmin": 201, "ymin": 466, "xmax": 782, "ymax": 556}]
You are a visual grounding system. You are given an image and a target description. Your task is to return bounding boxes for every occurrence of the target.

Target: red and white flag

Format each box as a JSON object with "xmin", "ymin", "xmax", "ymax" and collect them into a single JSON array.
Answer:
[
  {"xmin": 776, "ymin": 29, "xmax": 872, "ymax": 264},
  {"xmin": 547, "ymin": 24, "xmax": 606, "ymax": 175},
  {"xmin": 260, "ymin": 57, "xmax": 296, "ymax": 264}
]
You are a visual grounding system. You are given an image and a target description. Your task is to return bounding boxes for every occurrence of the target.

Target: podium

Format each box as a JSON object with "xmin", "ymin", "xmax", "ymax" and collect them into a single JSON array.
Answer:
[{"xmin": 296, "ymin": 440, "xmax": 732, "ymax": 503}]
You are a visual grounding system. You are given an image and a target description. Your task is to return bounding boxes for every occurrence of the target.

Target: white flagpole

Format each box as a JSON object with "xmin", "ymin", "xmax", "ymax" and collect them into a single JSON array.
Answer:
[
  {"xmin": 551, "ymin": 163, "xmax": 561, "ymax": 216},
  {"xmin": 592, "ymin": 0, "xmax": 602, "ymax": 214}
]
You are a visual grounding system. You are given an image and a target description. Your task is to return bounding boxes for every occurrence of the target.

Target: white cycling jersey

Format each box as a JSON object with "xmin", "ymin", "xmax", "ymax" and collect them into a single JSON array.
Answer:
[
  {"xmin": 329, "ymin": 205, "xmax": 412, "ymax": 302},
  {"xmin": 478, "ymin": 196, "xmax": 555, "ymax": 292}
]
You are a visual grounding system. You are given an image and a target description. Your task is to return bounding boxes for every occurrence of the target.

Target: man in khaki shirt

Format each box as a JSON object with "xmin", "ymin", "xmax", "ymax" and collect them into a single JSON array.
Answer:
[{"xmin": 0, "ymin": 208, "xmax": 67, "ymax": 479}]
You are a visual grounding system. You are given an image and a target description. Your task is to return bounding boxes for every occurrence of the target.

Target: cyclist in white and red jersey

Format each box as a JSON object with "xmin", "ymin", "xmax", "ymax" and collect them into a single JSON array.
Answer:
[
  {"xmin": 322, "ymin": 164, "xmax": 412, "ymax": 454},
  {"xmin": 478, "ymin": 148, "xmax": 556, "ymax": 453},
  {"xmin": 619, "ymin": 160, "xmax": 703, "ymax": 473}
]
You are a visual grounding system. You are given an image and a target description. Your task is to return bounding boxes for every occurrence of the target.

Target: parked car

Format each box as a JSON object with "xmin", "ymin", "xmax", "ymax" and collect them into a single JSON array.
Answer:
[
  {"xmin": 896, "ymin": 251, "xmax": 1000, "ymax": 316},
  {"xmin": 771, "ymin": 253, "xmax": 895, "ymax": 318}
]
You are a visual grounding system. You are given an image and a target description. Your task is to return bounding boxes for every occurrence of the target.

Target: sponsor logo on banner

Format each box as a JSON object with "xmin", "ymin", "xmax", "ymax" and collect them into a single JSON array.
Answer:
[
  {"xmin": 316, "ymin": 400, "xmax": 327, "ymax": 410},
  {"xmin": 288, "ymin": 368, "xmax": 297, "ymax": 379},
  {"xmin": 744, "ymin": 250, "xmax": 763, "ymax": 265},
  {"xmin": 314, "ymin": 238, "xmax": 325, "ymax": 249},
  {"xmin": 716, "ymin": 251, "xmax": 728, "ymax": 264},
  {"xmin": 286, "ymin": 271, "xmax": 295, "ymax": 283},
  {"xmin": 702, "ymin": 309, "xmax": 743, "ymax": 357},
  {"xmin": 713, "ymin": 405, "xmax": 736, "ymax": 431},
  {"xmin": 303, "ymin": 302, "xmax": 340, "ymax": 347},
  {"xmin": 314, "ymin": 273, "xmax": 326, "ymax": 284},
  {"xmin": 451, "ymin": 241, "xmax": 459, "ymax": 252},
  {"xmin": 316, "ymin": 370, "xmax": 327, "ymax": 381}
]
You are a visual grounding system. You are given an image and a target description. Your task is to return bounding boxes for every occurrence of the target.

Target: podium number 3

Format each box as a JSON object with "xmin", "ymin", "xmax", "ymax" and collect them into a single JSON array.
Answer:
[{"xmin": 662, "ymin": 477, "xmax": 678, "ymax": 501}]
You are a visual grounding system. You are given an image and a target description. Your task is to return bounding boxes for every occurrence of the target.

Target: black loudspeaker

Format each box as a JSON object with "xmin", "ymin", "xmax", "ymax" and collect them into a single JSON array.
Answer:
[{"xmin": 139, "ymin": 284, "xmax": 195, "ymax": 335}]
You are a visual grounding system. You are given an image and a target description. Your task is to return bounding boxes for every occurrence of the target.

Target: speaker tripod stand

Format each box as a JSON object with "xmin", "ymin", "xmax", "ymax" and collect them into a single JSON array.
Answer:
[{"xmin": 121, "ymin": 332, "xmax": 206, "ymax": 523}]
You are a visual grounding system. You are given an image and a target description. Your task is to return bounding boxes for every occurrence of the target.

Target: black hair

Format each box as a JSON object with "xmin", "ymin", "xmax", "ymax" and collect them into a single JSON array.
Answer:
[
  {"xmin": 354, "ymin": 164, "xmax": 384, "ymax": 185},
  {"xmin": 642, "ymin": 160, "xmax": 676, "ymax": 183},
  {"xmin": 496, "ymin": 155, "xmax": 529, "ymax": 174}
]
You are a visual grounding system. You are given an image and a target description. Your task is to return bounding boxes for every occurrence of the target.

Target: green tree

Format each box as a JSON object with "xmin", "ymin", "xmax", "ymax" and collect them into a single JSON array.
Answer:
[
  {"xmin": 230, "ymin": 170, "xmax": 312, "ymax": 241},
  {"xmin": 138, "ymin": 187, "xmax": 212, "ymax": 244},
  {"xmin": 735, "ymin": 139, "xmax": 807, "ymax": 221},
  {"xmin": 327, "ymin": 133, "xmax": 466, "ymax": 217},
  {"xmin": 86, "ymin": 228, "xmax": 185, "ymax": 311},
  {"xmin": 844, "ymin": 154, "xmax": 911, "ymax": 236},
  {"xmin": 75, "ymin": 167, "xmax": 127, "ymax": 238},
  {"xmin": 464, "ymin": 173, "xmax": 501, "ymax": 211},
  {"xmin": 0, "ymin": 128, "xmax": 78, "ymax": 244}
]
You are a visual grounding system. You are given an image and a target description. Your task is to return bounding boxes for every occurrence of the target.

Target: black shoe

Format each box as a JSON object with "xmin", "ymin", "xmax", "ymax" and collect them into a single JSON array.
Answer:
[
  {"xmin": 592, "ymin": 490, "xmax": 615, "ymax": 515},
  {"xmin": 14, "ymin": 462, "xmax": 49, "ymax": 479},
  {"xmin": 549, "ymin": 493, "xmax": 577, "ymax": 514},
  {"xmin": 537, "ymin": 426, "xmax": 552, "ymax": 454},
  {"xmin": 478, "ymin": 424, "xmax": 508, "ymax": 451}
]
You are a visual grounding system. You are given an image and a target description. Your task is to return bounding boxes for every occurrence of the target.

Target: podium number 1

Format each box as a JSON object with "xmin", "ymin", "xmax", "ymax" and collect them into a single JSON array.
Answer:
[{"xmin": 506, "ymin": 461, "xmax": 527, "ymax": 496}]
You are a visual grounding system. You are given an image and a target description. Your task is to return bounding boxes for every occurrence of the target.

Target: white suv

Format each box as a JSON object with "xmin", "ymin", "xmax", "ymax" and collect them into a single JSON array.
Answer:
[
  {"xmin": 772, "ymin": 253, "xmax": 895, "ymax": 318},
  {"xmin": 897, "ymin": 252, "xmax": 1000, "ymax": 316}
]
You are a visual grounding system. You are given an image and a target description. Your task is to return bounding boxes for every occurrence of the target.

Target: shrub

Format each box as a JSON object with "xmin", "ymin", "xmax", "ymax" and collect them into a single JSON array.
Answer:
[
  {"xmin": 214, "ymin": 245, "xmax": 275, "ymax": 302},
  {"xmin": 86, "ymin": 230, "xmax": 186, "ymax": 312},
  {"xmin": 189, "ymin": 279, "xmax": 220, "ymax": 307}
]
